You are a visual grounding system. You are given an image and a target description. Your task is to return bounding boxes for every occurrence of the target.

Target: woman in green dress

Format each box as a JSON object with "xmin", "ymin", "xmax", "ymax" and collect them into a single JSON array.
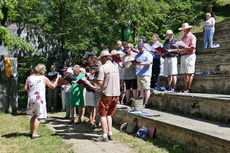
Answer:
[{"xmin": 69, "ymin": 65, "xmax": 85, "ymax": 123}]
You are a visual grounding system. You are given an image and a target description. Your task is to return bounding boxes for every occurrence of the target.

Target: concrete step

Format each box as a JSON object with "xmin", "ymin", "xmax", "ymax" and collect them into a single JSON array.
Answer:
[
  {"xmin": 196, "ymin": 52, "xmax": 230, "ymax": 63},
  {"xmin": 114, "ymin": 107, "xmax": 230, "ymax": 153},
  {"xmin": 149, "ymin": 92, "xmax": 230, "ymax": 123},
  {"xmin": 195, "ymin": 61, "xmax": 230, "ymax": 75},
  {"xmin": 159, "ymin": 75, "xmax": 230, "ymax": 94},
  {"xmin": 196, "ymin": 39, "xmax": 230, "ymax": 49},
  {"xmin": 196, "ymin": 47, "xmax": 229, "ymax": 55}
]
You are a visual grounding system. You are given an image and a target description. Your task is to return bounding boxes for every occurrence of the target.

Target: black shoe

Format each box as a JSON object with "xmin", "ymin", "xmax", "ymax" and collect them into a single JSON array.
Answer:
[
  {"xmin": 144, "ymin": 104, "xmax": 151, "ymax": 109},
  {"xmin": 31, "ymin": 135, "xmax": 41, "ymax": 139},
  {"xmin": 68, "ymin": 120, "xmax": 74, "ymax": 124},
  {"xmin": 108, "ymin": 135, "xmax": 114, "ymax": 141}
]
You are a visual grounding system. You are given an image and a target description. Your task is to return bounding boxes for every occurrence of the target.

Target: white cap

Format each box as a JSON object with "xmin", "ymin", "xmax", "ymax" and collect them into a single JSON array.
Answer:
[{"xmin": 166, "ymin": 30, "xmax": 173, "ymax": 35}]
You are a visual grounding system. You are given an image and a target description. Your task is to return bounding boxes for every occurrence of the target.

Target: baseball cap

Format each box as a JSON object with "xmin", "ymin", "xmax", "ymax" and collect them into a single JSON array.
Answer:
[
  {"xmin": 138, "ymin": 43, "xmax": 144, "ymax": 47},
  {"xmin": 166, "ymin": 30, "xmax": 173, "ymax": 35}
]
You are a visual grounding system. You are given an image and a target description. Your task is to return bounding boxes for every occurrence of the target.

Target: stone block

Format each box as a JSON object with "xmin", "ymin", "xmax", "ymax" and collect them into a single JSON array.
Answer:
[
  {"xmin": 113, "ymin": 109, "xmax": 230, "ymax": 153},
  {"xmin": 149, "ymin": 93, "xmax": 230, "ymax": 123}
]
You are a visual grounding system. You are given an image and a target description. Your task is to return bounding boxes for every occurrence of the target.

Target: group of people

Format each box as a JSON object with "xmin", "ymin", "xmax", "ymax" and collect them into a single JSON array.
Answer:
[{"xmin": 24, "ymin": 13, "xmax": 215, "ymax": 141}]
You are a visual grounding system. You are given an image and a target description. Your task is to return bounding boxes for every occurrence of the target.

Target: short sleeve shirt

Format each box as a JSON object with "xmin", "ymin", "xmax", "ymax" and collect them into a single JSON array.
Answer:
[
  {"xmin": 135, "ymin": 51, "xmax": 153, "ymax": 77},
  {"xmin": 97, "ymin": 61, "xmax": 120, "ymax": 96},
  {"xmin": 150, "ymin": 41, "xmax": 163, "ymax": 59},
  {"xmin": 163, "ymin": 38, "xmax": 178, "ymax": 57},
  {"xmin": 204, "ymin": 17, "xmax": 215, "ymax": 31},
  {"xmin": 123, "ymin": 53, "xmax": 137, "ymax": 80},
  {"xmin": 180, "ymin": 32, "xmax": 197, "ymax": 55}
]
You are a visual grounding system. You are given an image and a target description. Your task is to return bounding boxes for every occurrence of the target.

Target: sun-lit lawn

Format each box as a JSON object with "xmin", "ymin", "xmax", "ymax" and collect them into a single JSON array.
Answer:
[{"xmin": 0, "ymin": 112, "xmax": 73, "ymax": 153}]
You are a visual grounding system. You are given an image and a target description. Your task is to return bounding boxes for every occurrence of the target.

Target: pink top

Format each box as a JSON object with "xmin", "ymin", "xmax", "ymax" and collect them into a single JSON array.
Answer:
[{"xmin": 180, "ymin": 32, "xmax": 197, "ymax": 55}]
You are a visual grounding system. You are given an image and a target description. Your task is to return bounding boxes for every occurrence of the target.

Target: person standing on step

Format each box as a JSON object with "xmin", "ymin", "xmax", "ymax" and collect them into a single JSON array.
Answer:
[
  {"xmin": 93, "ymin": 50, "xmax": 120, "ymax": 142},
  {"xmin": 204, "ymin": 12, "xmax": 215, "ymax": 48},
  {"xmin": 133, "ymin": 43, "xmax": 153, "ymax": 108},
  {"xmin": 150, "ymin": 33, "xmax": 163, "ymax": 89},
  {"xmin": 178, "ymin": 23, "xmax": 197, "ymax": 93},
  {"xmin": 163, "ymin": 30, "xmax": 178, "ymax": 91},
  {"xmin": 122, "ymin": 43, "xmax": 138, "ymax": 105}
]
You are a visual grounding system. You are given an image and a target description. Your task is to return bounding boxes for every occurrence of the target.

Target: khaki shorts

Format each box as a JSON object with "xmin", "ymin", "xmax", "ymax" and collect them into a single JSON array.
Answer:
[
  {"xmin": 98, "ymin": 94, "xmax": 119, "ymax": 117},
  {"xmin": 163, "ymin": 57, "xmax": 178, "ymax": 75},
  {"xmin": 137, "ymin": 75, "xmax": 151, "ymax": 90},
  {"xmin": 180, "ymin": 54, "xmax": 196, "ymax": 74}
]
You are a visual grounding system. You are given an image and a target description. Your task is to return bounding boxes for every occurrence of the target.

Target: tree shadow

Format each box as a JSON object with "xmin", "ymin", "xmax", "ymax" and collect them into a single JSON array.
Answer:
[
  {"xmin": 45, "ymin": 116, "xmax": 100, "ymax": 141},
  {"xmin": 2, "ymin": 132, "xmax": 30, "ymax": 138}
]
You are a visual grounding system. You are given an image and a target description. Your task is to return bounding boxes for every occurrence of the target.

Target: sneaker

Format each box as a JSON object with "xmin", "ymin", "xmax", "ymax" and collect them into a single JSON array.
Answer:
[
  {"xmin": 108, "ymin": 135, "xmax": 114, "ymax": 141},
  {"xmin": 184, "ymin": 89, "xmax": 189, "ymax": 93},
  {"xmin": 95, "ymin": 136, "xmax": 108, "ymax": 142},
  {"xmin": 31, "ymin": 135, "xmax": 41, "ymax": 139}
]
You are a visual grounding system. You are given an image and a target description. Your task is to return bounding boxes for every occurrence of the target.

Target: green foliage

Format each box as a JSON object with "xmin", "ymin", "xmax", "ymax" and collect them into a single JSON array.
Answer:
[
  {"xmin": 0, "ymin": 0, "xmax": 35, "ymax": 52},
  {"xmin": 18, "ymin": 56, "xmax": 47, "ymax": 109}
]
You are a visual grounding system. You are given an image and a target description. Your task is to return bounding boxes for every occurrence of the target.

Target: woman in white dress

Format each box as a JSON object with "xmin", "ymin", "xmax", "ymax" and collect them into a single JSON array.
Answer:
[{"xmin": 24, "ymin": 64, "xmax": 60, "ymax": 139}]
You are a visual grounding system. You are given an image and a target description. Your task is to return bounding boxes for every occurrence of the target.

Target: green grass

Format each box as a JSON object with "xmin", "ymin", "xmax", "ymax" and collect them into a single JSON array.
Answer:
[
  {"xmin": 0, "ymin": 112, "xmax": 73, "ymax": 153},
  {"xmin": 217, "ymin": 0, "xmax": 230, "ymax": 6},
  {"xmin": 174, "ymin": 15, "xmax": 230, "ymax": 40}
]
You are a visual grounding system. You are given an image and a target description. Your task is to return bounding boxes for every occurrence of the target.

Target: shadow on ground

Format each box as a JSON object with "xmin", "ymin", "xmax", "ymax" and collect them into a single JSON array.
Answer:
[
  {"xmin": 45, "ymin": 115, "xmax": 100, "ymax": 141},
  {"xmin": 1, "ymin": 132, "xmax": 31, "ymax": 138}
]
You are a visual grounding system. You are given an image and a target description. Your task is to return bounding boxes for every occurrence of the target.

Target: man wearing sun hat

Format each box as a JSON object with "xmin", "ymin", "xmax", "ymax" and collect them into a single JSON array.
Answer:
[
  {"xmin": 178, "ymin": 23, "xmax": 197, "ymax": 93},
  {"xmin": 94, "ymin": 50, "xmax": 120, "ymax": 142}
]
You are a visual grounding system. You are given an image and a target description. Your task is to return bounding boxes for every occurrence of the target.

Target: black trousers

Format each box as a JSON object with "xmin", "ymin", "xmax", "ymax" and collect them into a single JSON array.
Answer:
[{"xmin": 151, "ymin": 58, "xmax": 160, "ymax": 88}]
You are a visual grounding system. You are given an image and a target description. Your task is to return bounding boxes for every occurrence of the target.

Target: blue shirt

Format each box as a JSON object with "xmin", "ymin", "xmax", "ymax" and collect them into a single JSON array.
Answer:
[
  {"xmin": 150, "ymin": 41, "xmax": 163, "ymax": 59},
  {"xmin": 135, "ymin": 51, "xmax": 153, "ymax": 77},
  {"xmin": 163, "ymin": 37, "xmax": 178, "ymax": 58}
]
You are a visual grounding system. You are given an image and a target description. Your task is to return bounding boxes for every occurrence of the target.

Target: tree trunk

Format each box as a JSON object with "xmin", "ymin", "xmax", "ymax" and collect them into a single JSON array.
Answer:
[{"xmin": 1, "ymin": 6, "xmax": 8, "ymax": 26}]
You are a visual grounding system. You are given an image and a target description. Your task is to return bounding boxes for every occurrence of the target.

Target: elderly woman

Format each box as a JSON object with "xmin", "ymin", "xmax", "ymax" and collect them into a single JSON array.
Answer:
[
  {"xmin": 122, "ymin": 43, "xmax": 138, "ymax": 105},
  {"xmin": 24, "ymin": 64, "xmax": 61, "ymax": 139},
  {"xmin": 69, "ymin": 66, "xmax": 86, "ymax": 124},
  {"xmin": 204, "ymin": 12, "xmax": 215, "ymax": 48}
]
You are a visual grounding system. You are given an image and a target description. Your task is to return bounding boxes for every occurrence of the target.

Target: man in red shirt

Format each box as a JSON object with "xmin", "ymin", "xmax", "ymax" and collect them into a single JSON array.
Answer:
[{"xmin": 178, "ymin": 23, "xmax": 197, "ymax": 93}]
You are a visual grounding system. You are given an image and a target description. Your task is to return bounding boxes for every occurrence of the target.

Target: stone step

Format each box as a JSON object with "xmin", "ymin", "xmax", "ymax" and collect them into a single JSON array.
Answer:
[
  {"xmin": 159, "ymin": 75, "xmax": 230, "ymax": 94},
  {"xmin": 196, "ymin": 52, "xmax": 230, "ymax": 63},
  {"xmin": 196, "ymin": 47, "xmax": 229, "ymax": 55},
  {"xmin": 149, "ymin": 92, "xmax": 230, "ymax": 123},
  {"xmin": 195, "ymin": 61, "xmax": 230, "ymax": 75},
  {"xmin": 196, "ymin": 33, "xmax": 230, "ymax": 43},
  {"xmin": 114, "ymin": 107, "xmax": 230, "ymax": 153},
  {"xmin": 196, "ymin": 39, "xmax": 230, "ymax": 49}
]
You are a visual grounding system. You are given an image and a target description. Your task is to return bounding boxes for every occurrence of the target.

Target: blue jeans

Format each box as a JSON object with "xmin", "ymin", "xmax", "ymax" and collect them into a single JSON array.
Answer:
[{"xmin": 204, "ymin": 29, "xmax": 215, "ymax": 48}]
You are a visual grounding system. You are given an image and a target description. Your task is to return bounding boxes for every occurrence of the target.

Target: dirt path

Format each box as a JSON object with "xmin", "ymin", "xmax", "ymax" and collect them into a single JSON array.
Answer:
[{"xmin": 44, "ymin": 114, "xmax": 136, "ymax": 153}]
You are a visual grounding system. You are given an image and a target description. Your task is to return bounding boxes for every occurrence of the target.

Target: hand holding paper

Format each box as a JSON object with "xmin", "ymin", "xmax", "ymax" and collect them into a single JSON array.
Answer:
[
  {"xmin": 172, "ymin": 41, "xmax": 187, "ymax": 49},
  {"xmin": 155, "ymin": 47, "xmax": 169, "ymax": 54}
]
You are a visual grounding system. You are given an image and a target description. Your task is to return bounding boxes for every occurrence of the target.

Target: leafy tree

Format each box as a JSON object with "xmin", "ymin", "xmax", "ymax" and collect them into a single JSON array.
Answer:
[{"xmin": 0, "ymin": 0, "xmax": 35, "ymax": 51}]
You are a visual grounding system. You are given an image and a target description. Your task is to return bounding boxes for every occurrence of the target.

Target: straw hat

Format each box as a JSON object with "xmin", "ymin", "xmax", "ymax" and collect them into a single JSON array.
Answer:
[
  {"xmin": 98, "ymin": 50, "xmax": 111, "ymax": 59},
  {"xmin": 178, "ymin": 23, "xmax": 193, "ymax": 30}
]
